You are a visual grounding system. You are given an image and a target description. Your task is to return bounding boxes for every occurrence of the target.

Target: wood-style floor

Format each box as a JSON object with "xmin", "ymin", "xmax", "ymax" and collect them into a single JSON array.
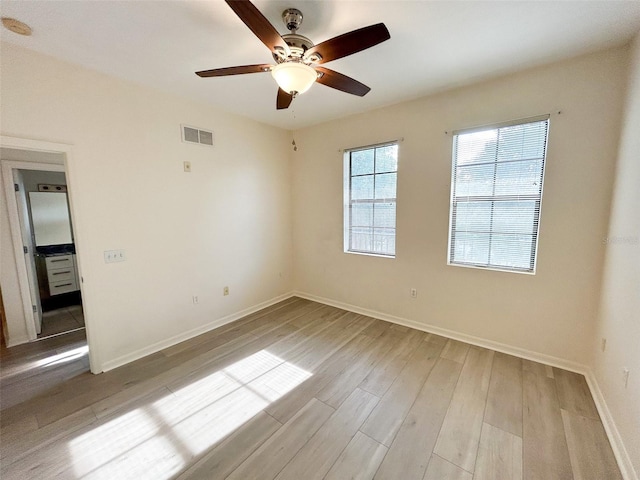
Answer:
[{"xmin": 0, "ymin": 297, "xmax": 622, "ymax": 480}]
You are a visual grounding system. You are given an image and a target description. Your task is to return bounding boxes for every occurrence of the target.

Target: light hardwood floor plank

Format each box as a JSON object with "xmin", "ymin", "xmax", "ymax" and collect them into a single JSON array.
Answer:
[
  {"xmin": 175, "ymin": 411, "xmax": 281, "ymax": 479},
  {"xmin": 440, "ymin": 339, "xmax": 470, "ymax": 364},
  {"xmin": 433, "ymin": 346, "xmax": 494, "ymax": 473},
  {"xmin": 358, "ymin": 327, "xmax": 426, "ymax": 397},
  {"xmin": 484, "ymin": 351, "xmax": 523, "ymax": 437},
  {"xmin": 522, "ymin": 365, "xmax": 573, "ymax": 480},
  {"xmin": 0, "ymin": 406, "xmax": 96, "ymax": 464},
  {"xmin": 553, "ymin": 368, "xmax": 599, "ymax": 419},
  {"xmin": 324, "ymin": 431, "xmax": 388, "ymax": 480},
  {"xmin": 274, "ymin": 388, "xmax": 379, "ymax": 480},
  {"xmin": 226, "ymin": 398, "xmax": 334, "ymax": 480},
  {"xmin": 360, "ymin": 339, "xmax": 445, "ymax": 446},
  {"xmin": 423, "ymin": 454, "xmax": 472, "ymax": 480},
  {"xmin": 316, "ymin": 321, "xmax": 395, "ymax": 408},
  {"xmin": 264, "ymin": 317, "xmax": 380, "ymax": 423},
  {"xmin": 522, "ymin": 358, "xmax": 551, "ymax": 379},
  {"xmin": 474, "ymin": 422, "xmax": 523, "ymax": 480},
  {"xmin": 374, "ymin": 358, "xmax": 463, "ymax": 480},
  {"xmin": 561, "ymin": 409, "xmax": 623, "ymax": 480},
  {"xmin": 283, "ymin": 313, "xmax": 375, "ymax": 373}
]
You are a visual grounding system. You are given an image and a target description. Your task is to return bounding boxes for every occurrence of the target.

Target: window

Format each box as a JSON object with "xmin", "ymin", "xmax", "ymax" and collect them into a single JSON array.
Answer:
[
  {"xmin": 448, "ymin": 116, "xmax": 549, "ymax": 273},
  {"xmin": 344, "ymin": 143, "xmax": 398, "ymax": 257}
]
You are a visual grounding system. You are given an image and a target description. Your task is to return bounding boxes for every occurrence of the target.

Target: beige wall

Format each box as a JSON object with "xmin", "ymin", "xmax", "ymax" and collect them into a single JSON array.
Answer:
[
  {"xmin": 0, "ymin": 42, "xmax": 293, "ymax": 369},
  {"xmin": 595, "ymin": 33, "xmax": 640, "ymax": 477},
  {"xmin": 292, "ymin": 47, "xmax": 627, "ymax": 367}
]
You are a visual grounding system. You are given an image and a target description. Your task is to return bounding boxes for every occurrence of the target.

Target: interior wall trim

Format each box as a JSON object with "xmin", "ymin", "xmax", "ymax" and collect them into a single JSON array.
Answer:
[
  {"xmin": 585, "ymin": 371, "xmax": 639, "ymax": 480},
  {"xmin": 100, "ymin": 291, "xmax": 295, "ymax": 373},
  {"xmin": 292, "ymin": 290, "xmax": 635, "ymax": 480}
]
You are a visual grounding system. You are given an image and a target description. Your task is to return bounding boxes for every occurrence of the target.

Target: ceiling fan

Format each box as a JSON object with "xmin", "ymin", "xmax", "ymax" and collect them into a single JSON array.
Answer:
[{"xmin": 196, "ymin": 0, "xmax": 391, "ymax": 110}]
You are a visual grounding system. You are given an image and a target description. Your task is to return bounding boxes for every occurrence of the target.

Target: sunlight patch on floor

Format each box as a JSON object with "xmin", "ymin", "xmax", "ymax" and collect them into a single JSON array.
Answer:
[
  {"xmin": 3, "ymin": 345, "xmax": 89, "ymax": 382},
  {"xmin": 68, "ymin": 349, "xmax": 311, "ymax": 479}
]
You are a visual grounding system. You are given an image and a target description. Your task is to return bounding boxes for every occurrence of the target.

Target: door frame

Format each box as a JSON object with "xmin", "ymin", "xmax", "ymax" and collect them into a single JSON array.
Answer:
[{"xmin": 1, "ymin": 135, "xmax": 101, "ymax": 373}]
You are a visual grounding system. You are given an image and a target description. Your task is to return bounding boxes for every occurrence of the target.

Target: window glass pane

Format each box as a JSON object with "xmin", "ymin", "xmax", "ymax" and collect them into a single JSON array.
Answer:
[
  {"xmin": 453, "ymin": 201, "xmax": 491, "ymax": 233},
  {"xmin": 454, "ymin": 164, "xmax": 494, "ymax": 197},
  {"xmin": 449, "ymin": 118, "xmax": 548, "ymax": 273},
  {"xmin": 497, "ymin": 122, "xmax": 547, "ymax": 162},
  {"xmin": 375, "ymin": 145, "xmax": 398, "ymax": 173},
  {"xmin": 351, "ymin": 149, "xmax": 374, "ymax": 176},
  {"xmin": 489, "ymin": 234, "xmax": 534, "ymax": 269},
  {"xmin": 494, "ymin": 159, "xmax": 542, "ymax": 196},
  {"xmin": 375, "ymin": 173, "xmax": 397, "ymax": 199},
  {"xmin": 456, "ymin": 130, "xmax": 498, "ymax": 165},
  {"xmin": 351, "ymin": 203, "xmax": 373, "ymax": 227},
  {"xmin": 373, "ymin": 228, "xmax": 395, "ymax": 256},
  {"xmin": 492, "ymin": 201, "xmax": 537, "ymax": 234},
  {"xmin": 452, "ymin": 232, "xmax": 490, "ymax": 265},
  {"xmin": 346, "ymin": 143, "xmax": 398, "ymax": 257},
  {"xmin": 350, "ymin": 227, "xmax": 373, "ymax": 252},
  {"xmin": 374, "ymin": 203, "xmax": 396, "ymax": 228},
  {"xmin": 351, "ymin": 175, "xmax": 374, "ymax": 200}
]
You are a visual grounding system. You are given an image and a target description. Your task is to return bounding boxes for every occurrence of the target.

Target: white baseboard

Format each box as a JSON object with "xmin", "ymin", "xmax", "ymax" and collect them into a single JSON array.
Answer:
[
  {"xmin": 585, "ymin": 371, "xmax": 638, "ymax": 480},
  {"xmin": 294, "ymin": 291, "xmax": 586, "ymax": 374},
  {"xmin": 100, "ymin": 292, "xmax": 295, "ymax": 372},
  {"xmin": 294, "ymin": 290, "xmax": 637, "ymax": 480}
]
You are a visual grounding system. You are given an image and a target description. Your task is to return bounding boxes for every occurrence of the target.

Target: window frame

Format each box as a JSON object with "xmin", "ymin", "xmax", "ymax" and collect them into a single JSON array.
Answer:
[
  {"xmin": 447, "ymin": 115, "xmax": 550, "ymax": 274},
  {"xmin": 343, "ymin": 141, "xmax": 399, "ymax": 258}
]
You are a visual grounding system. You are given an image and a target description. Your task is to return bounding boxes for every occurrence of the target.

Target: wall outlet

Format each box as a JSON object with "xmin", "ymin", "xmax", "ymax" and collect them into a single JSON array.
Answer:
[
  {"xmin": 192, "ymin": 295, "xmax": 199, "ymax": 304},
  {"xmin": 601, "ymin": 338, "xmax": 607, "ymax": 352},
  {"xmin": 410, "ymin": 288, "xmax": 417, "ymax": 298},
  {"xmin": 223, "ymin": 286, "xmax": 229, "ymax": 296},
  {"xmin": 184, "ymin": 161, "xmax": 192, "ymax": 172},
  {"xmin": 623, "ymin": 368, "xmax": 630, "ymax": 388}
]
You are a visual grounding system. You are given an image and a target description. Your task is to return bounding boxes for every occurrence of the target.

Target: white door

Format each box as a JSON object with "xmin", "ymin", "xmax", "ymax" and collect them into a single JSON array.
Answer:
[{"xmin": 13, "ymin": 169, "xmax": 43, "ymax": 334}]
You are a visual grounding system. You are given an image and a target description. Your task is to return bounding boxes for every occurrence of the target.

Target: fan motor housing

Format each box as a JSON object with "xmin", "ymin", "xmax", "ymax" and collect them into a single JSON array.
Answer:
[{"xmin": 274, "ymin": 33, "xmax": 321, "ymax": 63}]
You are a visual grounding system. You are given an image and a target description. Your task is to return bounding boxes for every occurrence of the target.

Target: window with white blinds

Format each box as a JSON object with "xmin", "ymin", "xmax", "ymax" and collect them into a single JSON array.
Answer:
[
  {"xmin": 344, "ymin": 143, "xmax": 398, "ymax": 257},
  {"xmin": 448, "ymin": 116, "xmax": 549, "ymax": 273}
]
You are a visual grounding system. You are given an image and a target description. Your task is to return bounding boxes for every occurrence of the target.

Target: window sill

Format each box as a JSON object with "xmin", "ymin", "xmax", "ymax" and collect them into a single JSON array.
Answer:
[
  {"xmin": 345, "ymin": 250, "xmax": 395, "ymax": 259},
  {"xmin": 447, "ymin": 261, "xmax": 535, "ymax": 275}
]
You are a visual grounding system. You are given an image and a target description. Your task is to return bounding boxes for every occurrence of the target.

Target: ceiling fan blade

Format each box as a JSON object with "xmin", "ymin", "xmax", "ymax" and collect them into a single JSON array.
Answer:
[
  {"xmin": 225, "ymin": 0, "xmax": 290, "ymax": 56},
  {"xmin": 196, "ymin": 64, "xmax": 272, "ymax": 77},
  {"xmin": 315, "ymin": 67, "xmax": 371, "ymax": 97},
  {"xmin": 277, "ymin": 88, "xmax": 293, "ymax": 110},
  {"xmin": 304, "ymin": 23, "xmax": 390, "ymax": 64}
]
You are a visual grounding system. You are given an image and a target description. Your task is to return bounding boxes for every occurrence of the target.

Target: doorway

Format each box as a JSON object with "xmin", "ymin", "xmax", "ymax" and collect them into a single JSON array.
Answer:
[
  {"xmin": 1, "ymin": 136, "xmax": 98, "ymax": 373},
  {"xmin": 18, "ymin": 168, "xmax": 85, "ymax": 339}
]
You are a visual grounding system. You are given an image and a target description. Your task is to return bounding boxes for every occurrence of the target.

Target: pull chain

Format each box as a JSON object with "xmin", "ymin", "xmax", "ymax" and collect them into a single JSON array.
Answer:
[{"xmin": 291, "ymin": 104, "xmax": 298, "ymax": 151}]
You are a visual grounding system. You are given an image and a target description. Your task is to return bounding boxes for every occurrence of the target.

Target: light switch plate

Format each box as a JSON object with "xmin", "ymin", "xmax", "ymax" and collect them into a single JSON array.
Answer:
[{"xmin": 104, "ymin": 249, "xmax": 126, "ymax": 263}]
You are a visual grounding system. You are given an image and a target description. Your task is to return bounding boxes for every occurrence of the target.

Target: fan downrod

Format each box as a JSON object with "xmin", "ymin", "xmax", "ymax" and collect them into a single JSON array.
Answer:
[{"xmin": 282, "ymin": 8, "xmax": 303, "ymax": 32}]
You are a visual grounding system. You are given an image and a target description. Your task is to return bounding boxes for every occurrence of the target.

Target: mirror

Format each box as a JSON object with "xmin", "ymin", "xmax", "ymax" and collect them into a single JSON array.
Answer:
[{"xmin": 29, "ymin": 192, "xmax": 73, "ymax": 246}]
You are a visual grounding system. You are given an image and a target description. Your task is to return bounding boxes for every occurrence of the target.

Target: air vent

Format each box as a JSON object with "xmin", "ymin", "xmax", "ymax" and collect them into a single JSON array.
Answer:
[{"xmin": 181, "ymin": 124, "xmax": 214, "ymax": 147}]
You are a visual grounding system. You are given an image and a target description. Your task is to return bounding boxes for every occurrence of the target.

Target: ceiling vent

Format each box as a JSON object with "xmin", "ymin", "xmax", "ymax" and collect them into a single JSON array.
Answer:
[{"xmin": 181, "ymin": 124, "xmax": 214, "ymax": 147}]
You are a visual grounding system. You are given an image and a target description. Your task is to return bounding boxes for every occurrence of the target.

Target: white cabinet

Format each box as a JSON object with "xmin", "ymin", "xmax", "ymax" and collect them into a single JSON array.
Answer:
[{"xmin": 45, "ymin": 254, "xmax": 79, "ymax": 295}]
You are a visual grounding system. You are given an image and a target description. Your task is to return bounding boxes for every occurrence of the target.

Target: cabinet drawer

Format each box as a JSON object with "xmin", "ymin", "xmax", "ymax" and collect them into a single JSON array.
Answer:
[
  {"xmin": 47, "ymin": 268, "xmax": 75, "ymax": 283},
  {"xmin": 49, "ymin": 278, "xmax": 78, "ymax": 296},
  {"xmin": 45, "ymin": 255, "xmax": 74, "ymax": 269}
]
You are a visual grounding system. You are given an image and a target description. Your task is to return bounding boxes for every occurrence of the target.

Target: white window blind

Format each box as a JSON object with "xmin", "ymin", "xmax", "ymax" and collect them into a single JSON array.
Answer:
[
  {"xmin": 344, "ymin": 143, "xmax": 398, "ymax": 257},
  {"xmin": 448, "ymin": 116, "xmax": 549, "ymax": 273}
]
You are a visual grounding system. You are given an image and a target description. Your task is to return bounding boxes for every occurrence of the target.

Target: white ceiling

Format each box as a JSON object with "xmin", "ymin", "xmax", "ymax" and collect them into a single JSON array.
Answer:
[{"xmin": 2, "ymin": 1, "xmax": 640, "ymax": 130}]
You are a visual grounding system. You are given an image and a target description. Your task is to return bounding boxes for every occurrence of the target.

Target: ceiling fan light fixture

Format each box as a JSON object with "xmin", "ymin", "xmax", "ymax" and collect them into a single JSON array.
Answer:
[{"xmin": 271, "ymin": 62, "xmax": 317, "ymax": 96}]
